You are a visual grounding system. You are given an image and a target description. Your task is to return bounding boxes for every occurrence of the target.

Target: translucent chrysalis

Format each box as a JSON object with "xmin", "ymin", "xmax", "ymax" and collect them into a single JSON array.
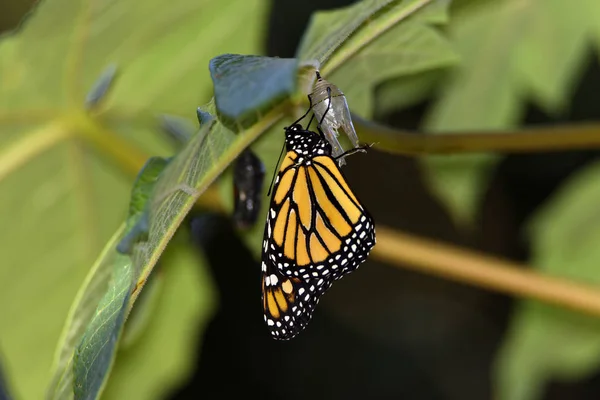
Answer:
[{"xmin": 309, "ymin": 71, "xmax": 359, "ymax": 165}]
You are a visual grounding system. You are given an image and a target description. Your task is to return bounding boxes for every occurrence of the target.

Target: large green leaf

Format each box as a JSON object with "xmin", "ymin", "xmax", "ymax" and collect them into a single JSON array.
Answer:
[
  {"xmin": 117, "ymin": 259, "xmax": 164, "ymax": 349},
  {"xmin": 67, "ymin": 97, "xmax": 284, "ymax": 398},
  {"xmin": 47, "ymin": 226, "xmax": 125, "ymax": 400},
  {"xmin": 210, "ymin": 54, "xmax": 298, "ymax": 130},
  {"xmin": 297, "ymin": 0, "xmax": 437, "ymax": 67},
  {"xmin": 0, "ymin": 0, "xmax": 268, "ymax": 398},
  {"xmin": 327, "ymin": 0, "xmax": 457, "ymax": 118},
  {"xmin": 495, "ymin": 159, "xmax": 600, "ymax": 400},
  {"xmin": 102, "ymin": 233, "xmax": 216, "ymax": 400},
  {"xmin": 374, "ymin": 69, "xmax": 446, "ymax": 117},
  {"xmin": 48, "ymin": 155, "xmax": 170, "ymax": 399},
  {"xmin": 67, "ymin": 113, "xmax": 215, "ymax": 400},
  {"xmin": 116, "ymin": 156, "xmax": 171, "ymax": 255},
  {"xmin": 421, "ymin": 0, "xmax": 599, "ymax": 225},
  {"xmin": 73, "ymin": 252, "xmax": 133, "ymax": 400},
  {"xmin": 127, "ymin": 95, "xmax": 284, "ymax": 295}
]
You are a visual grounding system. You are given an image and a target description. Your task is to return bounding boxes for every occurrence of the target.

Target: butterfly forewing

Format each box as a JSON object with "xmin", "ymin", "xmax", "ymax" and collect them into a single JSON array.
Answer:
[{"xmin": 266, "ymin": 147, "xmax": 374, "ymax": 281}]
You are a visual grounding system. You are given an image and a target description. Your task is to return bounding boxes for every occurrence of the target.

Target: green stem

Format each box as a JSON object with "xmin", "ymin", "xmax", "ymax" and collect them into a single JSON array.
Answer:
[
  {"xmin": 374, "ymin": 226, "xmax": 600, "ymax": 317},
  {"xmin": 74, "ymin": 111, "xmax": 225, "ymax": 210},
  {"xmin": 353, "ymin": 115, "xmax": 600, "ymax": 155},
  {"xmin": 76, "ymin": 112, "xmax": 149, "ymax": 176}
]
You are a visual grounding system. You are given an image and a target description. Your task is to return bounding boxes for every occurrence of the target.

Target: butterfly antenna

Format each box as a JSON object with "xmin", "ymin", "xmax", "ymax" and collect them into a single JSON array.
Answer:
[
  {"xmin": 291, "ymin": 94, "xmax": 314, "ymax": 127},
  {"xmin": 267, "ymin": 141, "xmax": 287, "ymax": 197}
]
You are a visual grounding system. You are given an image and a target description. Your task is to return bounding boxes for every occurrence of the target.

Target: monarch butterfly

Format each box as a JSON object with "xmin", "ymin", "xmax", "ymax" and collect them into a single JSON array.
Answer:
[{"xmin": 261, "ymin": 103, "xmax": 376, "ymax": 340}]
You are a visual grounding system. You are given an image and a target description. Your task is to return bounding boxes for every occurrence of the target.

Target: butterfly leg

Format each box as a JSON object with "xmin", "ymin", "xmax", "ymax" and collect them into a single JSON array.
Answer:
[{"xmin": 334, "ymin": 143, "xmax": 374, "ymax": 162}]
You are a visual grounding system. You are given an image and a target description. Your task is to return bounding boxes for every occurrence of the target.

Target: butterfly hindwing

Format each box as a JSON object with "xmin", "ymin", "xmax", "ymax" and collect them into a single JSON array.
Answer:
[{"xmin": 261, "ymin": 260, "xmax": 333, "ymax": 340}]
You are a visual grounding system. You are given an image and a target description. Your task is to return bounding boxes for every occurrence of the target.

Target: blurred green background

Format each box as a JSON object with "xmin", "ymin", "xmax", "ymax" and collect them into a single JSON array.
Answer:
[{"xmin": 4, "ymin": 0, "xmax": 600, "ymax": 399}]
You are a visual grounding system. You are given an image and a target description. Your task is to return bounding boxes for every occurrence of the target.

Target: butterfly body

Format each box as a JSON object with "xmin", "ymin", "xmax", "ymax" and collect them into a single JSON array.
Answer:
[{"xmin": 261, "ymin": 123, "xmax": 375, "ymax": 340}]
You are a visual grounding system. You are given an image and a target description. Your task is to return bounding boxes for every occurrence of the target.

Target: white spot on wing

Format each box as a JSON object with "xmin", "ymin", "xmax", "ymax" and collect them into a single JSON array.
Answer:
[{"xmin": 270, "ymin": 274, "xmax": 278, "ymax": 285}]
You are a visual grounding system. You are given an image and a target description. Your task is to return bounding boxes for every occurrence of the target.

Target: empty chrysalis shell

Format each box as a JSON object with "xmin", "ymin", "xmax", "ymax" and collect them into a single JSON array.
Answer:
[{"xmin": 310, "ymin": 71, "xmax": 359, "ymax": 165}]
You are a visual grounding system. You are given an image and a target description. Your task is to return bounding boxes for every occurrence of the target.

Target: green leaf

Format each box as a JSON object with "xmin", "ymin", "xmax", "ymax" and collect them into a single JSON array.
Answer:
[
  {"xmin": 421, "ymin": 0, "xmax": 599, "ymax": 225},
  {"xmin": 67, "ymin": 102, "xmax": 280, "ymax": 396},
  {"xmin": 374, "ymin": 69, "xmax": 446, "ymax": 117},
  {"xmin": 495, "ymin": 159, "xmax": 600, "ymax": 400},
  {"xmin": 66, "ymin": 45, "xmax": 297, "ymax": 400},
  {"xmin": 127, "ymin": 112, "xmax": 219, "ymax": 283},
  {"xmin": 0, "ymin": 0, "xmax": 269, "ymax": 397},
  {"xmin": 429, "ymin": 0, "xmax": 592, "ymax": 129},
  {"xmin": 159, "ymin": 114, "xmax": 195, "ymax": 147},
  {"xmin": 126, "ymin": 98, "xmax": 282, "ymax": 296},
  {"xmin": 49, "ymin": 128, "xmax": 222, "ymax": 398},
  {"xmin": 0, "ymin": 119, "xmax": 131, "ymax": 400},
  {"xmin": 327, "ymin": 0, "xmax": 457, "ymax": 118},
  {"xmin": 210, "ymin": 54, "xmax": 298, "ymax": 130},
  {"xmin": 85, "ymin": 64, "xmax": 118, "ymax": 109},
  {"xmin": 117, "ymin": 157, "xmax": 171, "ymax": 255},
  {"xmin": 297, "ymin": 0, "xmax": 439, "ymax": 66},
  {"xmin": 102, "ymin": 233, "xmax": 216, "ymax": 400},
  {"xmin": 118, "ymin": 264, "xmax": 164, "ymax": 349},
  {"xmin": 60, "ymin": 113, "xmax": 212, "ymax": 400},
  {"xmin": 47, "ymin": 226, "xmax": 126, "ymax": 400},
  {"xmin": 73, "ymin": 253, "xmax": 134, "ymax": 400},
  {"xmin": 298, "ymin": 0, "xmax": 395, "ymax": 63}
]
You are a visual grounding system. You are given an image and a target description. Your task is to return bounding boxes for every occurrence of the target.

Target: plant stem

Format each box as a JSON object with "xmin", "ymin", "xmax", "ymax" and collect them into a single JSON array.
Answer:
[
  {"xmin": 77, "ymin": 113, "xmax": 149, "ymax": 176},
  {"xmin": 353, "ymin": 115, "xmax": 600, "ymax": 155},
  {"xmin": 373, "ymin": 226, "xmax": 600, "ymax": 316},
  {"xmin": 0, "ymin": 120, "xmax": 70, "ymax": 183},
  {"xmin": 77, "ymin": 113, "xmax": 225, "ymax": 210}
]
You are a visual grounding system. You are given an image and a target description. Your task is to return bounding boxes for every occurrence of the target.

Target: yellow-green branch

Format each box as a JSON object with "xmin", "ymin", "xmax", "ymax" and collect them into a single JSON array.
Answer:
[
  {"xmin": 354, "ymin": 115, "xmax": 600, "ymax": 155},
  {"xmin": 0, "ymin": 121, "xmax": 70, "ymax": 183},
  {"xmin": 74, "ymin": 112, "xmax": 224, "ymax": 211},
  {"xmin": 374, "ymin": 226, "xmax": 600, "ymax": 317}
]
